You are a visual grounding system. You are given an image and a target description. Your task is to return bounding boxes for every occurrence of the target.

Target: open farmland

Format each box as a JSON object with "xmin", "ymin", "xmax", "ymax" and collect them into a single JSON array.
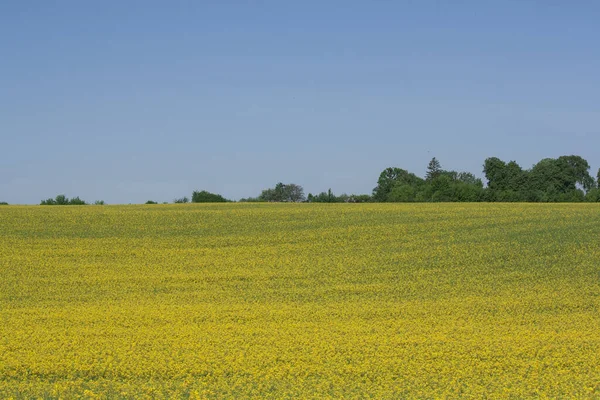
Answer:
[{"xmin": 1, "ymin": 203, "xmax": 599, "ymax": 398}]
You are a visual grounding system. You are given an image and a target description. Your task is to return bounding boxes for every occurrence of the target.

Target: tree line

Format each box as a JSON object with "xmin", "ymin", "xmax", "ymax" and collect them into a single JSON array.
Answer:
[
  {"xmin": 371, "ymin": 155, "xmax": 600, "ymax": 203},
  {"xmin": 30, "ymin": 154, "xmax": 600, "ymax": 205}
]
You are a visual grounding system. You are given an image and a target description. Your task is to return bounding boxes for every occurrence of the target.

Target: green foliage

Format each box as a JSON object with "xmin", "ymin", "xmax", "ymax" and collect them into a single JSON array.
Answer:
[
  {"xmin": 585, "ymin": 188, "xmax": 600, "ymax": 202},
  {"xmin": 375, "ymin": 159, "xmax": 484, "ymax": 203},
  {"xmin": 387, "ymin": 184, "xmax": 416, "ymax": 202},
  {"xmin": 347, "ymin": 194, "xmax": 372, "ymax": 203},
  {"xmin": 306, "ymin": 189, "xmax": 371, "ymax": 203},
  {"xmin": 373, "ymin": 168, "xmax": 424, "ymax": 202},
  {"xmin": 307, "ymin": 189, "xmax": 339, "ymax": 203},
  {"xmin": 191, "ymin": 191, "xmax": 228, "ymax": 203},
  {"xmin": 376, "ymin": 154, "xmax": 594, "ymax": 203},
  {"xmin": 238, "ymin": 197, "xmax": 261, "ymax": 203},
  {"xmin": 41, "ymin": 195, "xmax": 87, "ymax": 205},
  {"xmin": 0, "ymin": 202, "xmax": 8, "ymax": 205},
  {"xmin": 173, "ymin": 197, "xmax": 189, "ymax": 204},
  {"xmin": 483, "ymin": 158, "xmax": 527, "ymax": 192},
  {"xmin": 482, "ymin": 155, "xmax": 594, "ymax": 202},
  {"xmin": 69, "ymin": 197, "xmax": 86, "ymax": 205},
  {"xmin": 94, "ymin": 200, "xmax": 105, "ymax": 205},
  {"xmin": 426, "ymin": 157, "xmax": 443, "ymax": 181},
  {"xmin": 259, "ymin": 183, "xmax": 305, "ymax": 202},
  {"xmin": 145, "ymin": 200, "xmax": 158, "ymax": 205}
]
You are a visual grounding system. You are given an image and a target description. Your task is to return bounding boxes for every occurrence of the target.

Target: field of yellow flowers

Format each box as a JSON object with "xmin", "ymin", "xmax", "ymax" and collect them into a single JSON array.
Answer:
[{"xmin": 1, "ymin": 203, "xmax": 599, "ymax": 398}]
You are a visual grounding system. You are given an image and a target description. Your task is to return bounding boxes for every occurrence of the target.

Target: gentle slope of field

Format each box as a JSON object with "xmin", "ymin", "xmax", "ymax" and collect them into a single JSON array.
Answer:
[{"xmin": 1, "ymin": 203, "xmax": 599, "ymax": 398}]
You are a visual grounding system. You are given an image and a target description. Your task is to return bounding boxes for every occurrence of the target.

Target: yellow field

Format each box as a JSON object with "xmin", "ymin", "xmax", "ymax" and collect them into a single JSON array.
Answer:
[{"xmin": 1, "ymin": 203, "xmax": 599, "ymax": 398}]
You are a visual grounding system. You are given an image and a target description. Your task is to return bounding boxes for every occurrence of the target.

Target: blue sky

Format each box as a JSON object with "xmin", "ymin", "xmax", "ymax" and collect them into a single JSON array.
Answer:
[{"xmin": 1, "ymin": 1, "xmax": 599, "ymax": 204}]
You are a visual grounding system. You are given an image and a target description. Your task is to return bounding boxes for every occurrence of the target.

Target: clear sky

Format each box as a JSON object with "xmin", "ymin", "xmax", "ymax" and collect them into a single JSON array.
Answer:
[{"xmin": 1, "ymin": 1, "xmax": 599, "ymax": 204}]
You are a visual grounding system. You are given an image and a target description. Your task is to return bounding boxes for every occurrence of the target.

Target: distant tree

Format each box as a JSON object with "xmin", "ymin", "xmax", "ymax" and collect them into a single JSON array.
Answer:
[
  {"xmin": 426, "ymin": 158, "xmax": 443, "ymax": 181},
  {"xmin": 387, "ymin": 184, "xmax": 416, "ymax": 202},
  {"xmin": 259, "ymin": 183, "xmax": 305, "ymax": 202},
  {"xmin": 55, "ymin": 194, "xmax": 68, "ymax": 205},
  {"xmin": 483, "ymin": 157, "xmax": 508, "ymax": 191},
  {"xmin": 527, "ymin": 156, "xmax": 592, "ymax": 200},
  {"xmin": 69, "ymin": 196, "xmax": 86, "ymax": 205},
  {"xmin": 505, "ymin": 161, "xmax": 528, "ymax": 192},
  {"xmin": 556, "ymin": 155, "xmax": 594, "ymax": 192},
  {"xmin": 597, "ymin": 168, "xmax": 600, "ymax": 186},
  {"xmin": 482, "ymin": 155, "xmax": 592, "ymax": 202},
  {"xmin": 453, "ymin": 181, "xmax": 484, "ymax": 202},
  {"xmin": 286, "ymin": 184, "xmax": 305, "ymax": 202},
  {"xmin": 41, "ymin": 194, "xmax": 87, "ymax": 205},
  {"xmin": 307, "ymin": 188, "xmax": 338, "ymax": 203},
  {"xmin": 238, "ymin": 197, "xmax": 261, "ymax": 202},
  {"xmin": 373, "ymin": 168, "xmax": 424, "ymax": 201},
  {"xmin": 191, "ymin": 190, "xmax": 228, "ymax": 203},
  {"xmin": 94, "ymin": 200, "xmax": 105, "ymax": 205},
  {"xmin": 0, "ymin": 202, "xmax": 8, "ymax": 205},
  {"xmin": 457, "ymin": 172, "xmax": 483, "ymax": 187},
  {"xmin": 336, "ymin": 193, "xmax": 350, "ymax": 203},
  {"xmin": 429, "ymin": 175, "xmax": 454, "ymax": 201},
  {"xmin": 145, "ymin": 200, "xmax": 158, "ymax": 204},
  {"xmin": 174, "ymin": 196, "xmax": 189, "ymax": 204},
  {"xmin": 585, "ymin": 188, "xmax": 600, "ymax": 202}
]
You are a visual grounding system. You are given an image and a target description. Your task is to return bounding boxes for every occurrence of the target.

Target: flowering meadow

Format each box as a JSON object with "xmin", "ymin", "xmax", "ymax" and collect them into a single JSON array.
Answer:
[{"xmin": 1, "ymin": 203, "xmax": 599, "ymax": 398}]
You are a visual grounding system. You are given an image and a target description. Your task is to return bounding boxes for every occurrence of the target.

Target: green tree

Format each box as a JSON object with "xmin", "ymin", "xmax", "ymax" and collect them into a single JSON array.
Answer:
[
  {"xmin": 387, "ymin": 184, "xmax": 416, "ymax": 202},
  {"xmin": 527, "ymin": 156, "xmax": 591, "ymax": 201},
  {"xmin": 556, "ymin": 155, "xmax": 594, "ymax": 192},
  {"xmin": 55, "ymin": 194, "xmax": 69, "ymax": 205},
  {"xmin": 585, "ymin": 188, "xmax": 600, "ymax": 202},
  {"xmin": 69, "ymin": 196, "xmax": 86, "ymax": 205},
  {"xmin": 373, "ymin": 168, "xmax": 424, "ymax": 201},
  {"xmin": 430, "ymin": 175, "xmax": 454, "ymax": 201},
  {"xmin": 426, "ymin": 157, "xmax": 443, "ymax": 181},
  {"xmin": 504, "ymin": 161, "xmax": 527, "ymax": 192},
  {"xmin": 483, "ymin": 157, "xmax": 508, "ymax": 191},
  {"xmin": 41, "ymin": 194, "xmax": 87, "ymax": 205},
  {"xmin": 308, "ymin": 188, "xmax": 339, "ymax": 203},
  {"xmin": 259, "ymin": 183, "xmax": 305, "ymax": 202},
  {"xmin": 457, "ymin": 172, "xmax": 482, "ymax": 186},
  {"xmin": 191, "ymin": 190, "xmax": 228, "ymax": 203},
  {"xmin": 453, "ymin": 181, "xmax": 484, "ymax": 202}
]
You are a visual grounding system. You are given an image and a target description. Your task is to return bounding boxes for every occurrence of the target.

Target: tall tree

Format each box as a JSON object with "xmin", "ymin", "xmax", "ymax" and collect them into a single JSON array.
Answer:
[
  {"xmin": 556, "ymin": 155, "xmax": 594, "ymax": 191},
  {"xmin": 426, "ymin": 158, "xmax": 443, "ymax": 181},
  {"xmin": 483, "ymin": 157, "xmax": 508, "ymax": 190}
]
